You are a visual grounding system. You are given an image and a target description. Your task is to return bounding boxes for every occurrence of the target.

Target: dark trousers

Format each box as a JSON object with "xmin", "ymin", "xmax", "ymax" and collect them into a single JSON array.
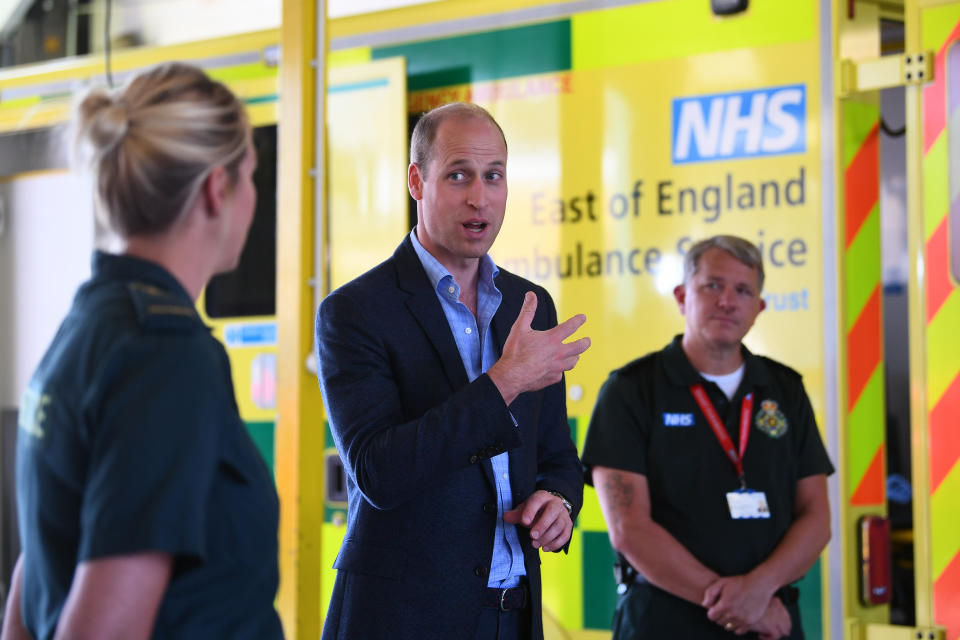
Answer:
[{"xmin": 474, "ymin": 604, "xmax": 532, "ymax": 640}]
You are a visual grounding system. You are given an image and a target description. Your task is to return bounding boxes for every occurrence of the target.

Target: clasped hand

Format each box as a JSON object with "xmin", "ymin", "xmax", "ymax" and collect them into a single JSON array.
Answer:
[{"xmin": 703, "ymin": 575, "xmax": 792, "ymax": 639}]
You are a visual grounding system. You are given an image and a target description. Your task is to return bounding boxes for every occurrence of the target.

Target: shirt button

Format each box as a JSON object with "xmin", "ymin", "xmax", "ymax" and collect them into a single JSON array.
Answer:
[
  {"xmin": 447, "ymin": 285, "xmax": 455, "ymax": 294},
  {"xmin": 502, "ymin": 472, "xmax": 508, "ymax": 480},
  {"xmin": 465, "ymin": 327, "xmax": 472, "ymax": 334}
]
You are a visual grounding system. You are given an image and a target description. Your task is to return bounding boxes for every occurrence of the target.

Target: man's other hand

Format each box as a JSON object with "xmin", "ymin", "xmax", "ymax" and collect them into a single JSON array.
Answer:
[
  {"xmin": 503, "ymin": 490, "xmax": 573, "ymax": 552},
  {"xmin": 745, "ymin": 596, "xmax": 792, "ymax": 640},
  {"xmin": 488, "ymin": 291, "xmax": 590, "ymax": 405}
]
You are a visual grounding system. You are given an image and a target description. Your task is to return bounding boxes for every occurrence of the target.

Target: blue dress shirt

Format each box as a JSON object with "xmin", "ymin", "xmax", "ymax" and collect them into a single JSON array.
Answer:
[{"xmin": 410, "ymin": 229, "xmax": 526, "ymax": 588}]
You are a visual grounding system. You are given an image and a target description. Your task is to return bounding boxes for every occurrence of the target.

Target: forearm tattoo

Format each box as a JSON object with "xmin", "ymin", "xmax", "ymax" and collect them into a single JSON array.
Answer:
[{"xmin": 604, "ymin": 473, "xmax": 634, "ymax": 509}]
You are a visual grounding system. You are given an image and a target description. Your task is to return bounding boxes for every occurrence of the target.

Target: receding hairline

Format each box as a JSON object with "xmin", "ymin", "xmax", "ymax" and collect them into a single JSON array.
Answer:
[{"xmin": 409, "ymin": 102, "xmax": 507, "ymax": 177}]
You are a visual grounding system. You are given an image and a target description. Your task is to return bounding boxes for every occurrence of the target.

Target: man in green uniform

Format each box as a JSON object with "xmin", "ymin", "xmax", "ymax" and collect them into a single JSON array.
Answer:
[{"xmin": 582, "ymin": 235, "xmax": 833, "ymax": 639}]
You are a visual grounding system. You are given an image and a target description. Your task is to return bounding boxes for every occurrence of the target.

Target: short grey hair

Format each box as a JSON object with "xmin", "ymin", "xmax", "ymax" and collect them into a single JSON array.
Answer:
[
  {"xmin": 683, "ymin": 235, "xmax": 765, "ymax": 291},
  {"xmin": 409, "ymin": 102, "xmax": 506, "ymax": 179}
]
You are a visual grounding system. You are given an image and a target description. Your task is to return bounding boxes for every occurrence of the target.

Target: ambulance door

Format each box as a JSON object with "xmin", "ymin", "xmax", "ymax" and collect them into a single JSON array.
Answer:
[
  {"xmin": 903, "ymin": 1, "xmax": 960, "ymax": 638},
  {"xmin": 321, "ymin": 55, "xmax": 408, "ymax": 620}
]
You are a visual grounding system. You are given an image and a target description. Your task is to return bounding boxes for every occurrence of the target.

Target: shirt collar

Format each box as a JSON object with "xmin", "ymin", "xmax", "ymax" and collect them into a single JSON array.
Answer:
[
  {"xmin": 91, "ymin": 250, "xmax": 193, "ymax": 304},
  {"xmin": 409, "ymin": 227, "xmax": 499, "ymax": 297},
  {"xmin": 661, "ymin": 334, "xmax": 772, "ymax": 390}
]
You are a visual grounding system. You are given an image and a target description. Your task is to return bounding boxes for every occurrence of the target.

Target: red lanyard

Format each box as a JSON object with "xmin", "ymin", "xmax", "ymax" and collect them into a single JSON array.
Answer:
[{"xmin": 690, "ymin": 384, "xmax": 753, "ymax": 489}]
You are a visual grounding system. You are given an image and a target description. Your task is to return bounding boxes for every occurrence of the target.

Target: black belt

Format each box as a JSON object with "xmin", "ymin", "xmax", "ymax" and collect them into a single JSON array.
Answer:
[{"xmin": 482, "ymin": 583, "xmax": 529, "ymax": 611}]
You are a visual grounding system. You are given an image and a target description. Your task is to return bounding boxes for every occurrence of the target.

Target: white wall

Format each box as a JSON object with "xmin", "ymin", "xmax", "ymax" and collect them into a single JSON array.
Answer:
[
  {"xmin": 107, "ymin": 0, "xmax": 433, "ymax": 46},
  {"xmin": 0, "ymin": 171, "xmax": 94, "ymax": 408},
  {"xmin": 328, "ymin": 0, "xmax": 434, "ymax": 18},
  {"xmin": 110, "ymin": 0, "xmax": 281, "ymax": 47}
]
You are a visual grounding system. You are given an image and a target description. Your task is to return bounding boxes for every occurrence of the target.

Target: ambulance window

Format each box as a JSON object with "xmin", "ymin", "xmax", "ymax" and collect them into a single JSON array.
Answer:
[
  {"xmin": 205, "ymin": 125, "xmax": 277, "ymax": 318},
  {"xmin": 950, "ymin": 43, "xmax": 960, "ymax": 285}
]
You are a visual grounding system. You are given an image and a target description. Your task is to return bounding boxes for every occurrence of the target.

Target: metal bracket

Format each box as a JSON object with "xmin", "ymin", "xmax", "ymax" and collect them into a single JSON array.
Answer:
[
  {"xmin": 858, "ymin": 622, "xmax": 947, "ymax": 640},
  {"xmin": 839, "ymin": 51, "xmax": 934, "ymax": 96}
]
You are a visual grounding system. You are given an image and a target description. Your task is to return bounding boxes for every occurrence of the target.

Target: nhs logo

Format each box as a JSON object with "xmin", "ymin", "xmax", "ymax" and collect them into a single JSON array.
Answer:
[
  {"xmin": 671, "ymin": 84, "xmax": 806, "ymax": 164},
  {"xmin": 663, "ymin": 413, "xmax": 695, "ymax": 427}
]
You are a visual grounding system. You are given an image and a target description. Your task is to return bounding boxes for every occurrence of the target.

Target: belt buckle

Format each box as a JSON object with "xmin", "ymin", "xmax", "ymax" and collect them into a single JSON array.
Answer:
[{"xmin": 499, "ymin": 587, "xmax": 511, "ymax": 611}]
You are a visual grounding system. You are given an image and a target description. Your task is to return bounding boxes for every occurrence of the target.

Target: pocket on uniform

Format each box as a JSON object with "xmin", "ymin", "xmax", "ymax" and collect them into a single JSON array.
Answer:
[
  {"xmin": 651, "ymin": 428, "xmax": 701, "ymax": 503},
  {"xmin": 612, "ymin": 582, "xmax": 653, "ymax": 637}
]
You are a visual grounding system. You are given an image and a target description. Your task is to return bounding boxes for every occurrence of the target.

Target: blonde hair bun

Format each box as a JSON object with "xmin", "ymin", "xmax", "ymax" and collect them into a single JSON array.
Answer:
[
  {"xmin": 73, "ymin": 62, "xmax": 248, "ymax": 238},
  {"xmin": 78, "ymin": 90, "xmax": 130, "ymax": 156}
]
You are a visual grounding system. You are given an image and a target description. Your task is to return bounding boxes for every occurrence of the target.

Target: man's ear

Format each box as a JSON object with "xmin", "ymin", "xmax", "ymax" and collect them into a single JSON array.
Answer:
[
  {"xmin": 408, "ymin": 163, "xmax": 424, "ymax": 200},
  {"xmin": 202, "ymin": 165, "xmax": 229, "ymax": 218},
  {"xmin": 758, "ymin": 297, "xmax": 767, "ymax": 313},
  {"xmin": 673, "ymin": 284, "xmax": 686, "ymax": 313}
]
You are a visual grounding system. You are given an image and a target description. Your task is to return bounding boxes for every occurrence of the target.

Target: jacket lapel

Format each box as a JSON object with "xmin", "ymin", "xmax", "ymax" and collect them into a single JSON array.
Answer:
[
  {"xmin": 490, "ymin": 274, "xmax": 523, "ymax": 359},
  {"xmin": 394, "ymin": 236, "xmax": 470, "ymax": 391}
]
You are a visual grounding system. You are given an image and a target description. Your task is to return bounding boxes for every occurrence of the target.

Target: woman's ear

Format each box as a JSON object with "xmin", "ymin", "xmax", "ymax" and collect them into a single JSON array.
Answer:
[{"xmin": 201, "ymin": 165, "xmax": 229, "ymax": 219}]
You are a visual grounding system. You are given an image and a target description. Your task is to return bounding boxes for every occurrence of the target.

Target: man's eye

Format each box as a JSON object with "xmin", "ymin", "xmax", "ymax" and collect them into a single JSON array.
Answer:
[
  {"xmin": 449, "ymin": 172, "xmax": 465, "ymax": 181},
  {"xmin": 486, "ymin": 172, "xmax": 503, "ymax": 181}
]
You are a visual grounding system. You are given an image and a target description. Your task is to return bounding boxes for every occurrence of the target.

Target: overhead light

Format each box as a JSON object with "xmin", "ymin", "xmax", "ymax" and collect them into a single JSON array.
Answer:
[{"xmin": 711, "ymin": 0, "xmax": 749, "ymax": 16}]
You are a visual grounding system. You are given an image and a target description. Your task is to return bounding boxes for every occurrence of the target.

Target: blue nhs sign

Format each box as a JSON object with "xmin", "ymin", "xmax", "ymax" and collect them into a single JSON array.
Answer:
[{"xmin": 671, "ymin": 85, "xmax": 806, "ymax": 164}]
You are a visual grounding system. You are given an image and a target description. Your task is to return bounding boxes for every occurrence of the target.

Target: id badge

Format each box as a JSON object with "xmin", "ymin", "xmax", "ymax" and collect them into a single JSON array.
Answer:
[{"xmin": 726, "ymin": 489, "xmax": 771, "ymax": 519}]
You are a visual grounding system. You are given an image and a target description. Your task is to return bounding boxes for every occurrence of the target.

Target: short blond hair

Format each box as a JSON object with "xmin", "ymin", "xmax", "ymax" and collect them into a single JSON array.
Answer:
[
  {"xmin": 683, "ymin": 235, "xmax": 765, "ymax": 290},
  {"xmin": 75, "ymin": 62, "xmax": 249, "ymax": 237}
]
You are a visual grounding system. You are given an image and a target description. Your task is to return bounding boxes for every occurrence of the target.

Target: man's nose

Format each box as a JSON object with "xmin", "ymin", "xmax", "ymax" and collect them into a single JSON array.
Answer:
[
  {"xmin": 466, "ymin": 180, "xmax": 487, "ymax": 209},
  {"xmin": 717, "ymin": 287, "xmax": 736, "ymax": 308}
]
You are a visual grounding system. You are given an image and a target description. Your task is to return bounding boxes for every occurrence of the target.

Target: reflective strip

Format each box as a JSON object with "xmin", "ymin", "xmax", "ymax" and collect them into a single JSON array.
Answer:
[
  {"xmin": 923, "ymin": 21, "xmax": 960, "ymax": 154},
  {"xmin": 924, "ymin": 15, "xmax": 960, "ymax": 640},
  {"xmin": 843, "ymin": 100, "xmax": 885, "ymax": 506},
  {"xmin": 844, "ymin": 123, "xmax": 880, "ymax": 248},
  {"xmin": 925, "ymin": 217, "xmax": 952, "ymax": 322}
]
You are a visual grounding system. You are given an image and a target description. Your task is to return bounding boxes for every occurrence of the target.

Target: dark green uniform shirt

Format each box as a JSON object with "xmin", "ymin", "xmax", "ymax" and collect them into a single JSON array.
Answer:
[
  {"xmin": 16, "ymin": 251, "xmax": 283, "ymax": 640},
  {"xmin": 581, "ymin": 335, "xmax": 833, "ymax": 639}
]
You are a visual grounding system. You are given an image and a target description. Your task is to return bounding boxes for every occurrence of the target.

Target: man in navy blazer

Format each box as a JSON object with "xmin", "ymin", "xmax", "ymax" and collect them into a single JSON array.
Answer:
[{"xmin": 316, "ymin": 102, "xmax": 589, "ymax": 640}]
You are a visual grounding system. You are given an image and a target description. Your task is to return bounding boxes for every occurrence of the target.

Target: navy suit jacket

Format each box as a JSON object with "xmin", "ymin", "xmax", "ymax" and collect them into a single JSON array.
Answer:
[{"xmin": 316, "ymin": 236, "xmax": 583, "ymax": 639}]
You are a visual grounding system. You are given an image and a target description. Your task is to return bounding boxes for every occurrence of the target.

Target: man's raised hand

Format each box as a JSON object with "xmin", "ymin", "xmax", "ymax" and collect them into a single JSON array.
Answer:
[{"xmin": 488, "ymin": 291, "xmax": 590, "ymax": 406}]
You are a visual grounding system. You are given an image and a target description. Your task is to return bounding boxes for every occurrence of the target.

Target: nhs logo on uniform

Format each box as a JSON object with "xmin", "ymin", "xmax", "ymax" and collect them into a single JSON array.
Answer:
[
  {"xmin": 671, "ymin": 85, "xmax": 806, "ymax": 164},
  {"xmin": 663, "ymin": 413, "xmax": 695, "ymax": 427}
]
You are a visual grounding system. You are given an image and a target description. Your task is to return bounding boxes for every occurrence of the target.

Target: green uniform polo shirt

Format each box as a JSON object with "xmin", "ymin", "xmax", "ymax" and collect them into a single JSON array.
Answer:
[
  {"xmin": 582, "ymin": 335, "xmax": 833, "ymax": 639},
  {"xmin": 16, "ymin": 251, "xmax": 283, "ymax": 640}
]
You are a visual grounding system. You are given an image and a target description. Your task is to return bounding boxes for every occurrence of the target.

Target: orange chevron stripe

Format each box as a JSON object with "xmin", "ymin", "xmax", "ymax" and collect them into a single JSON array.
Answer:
[
  {"xmin": 847, "ymin": 286, "xmax": 882, "ymax": 412},
  {"xmin": 851, "ymin": 445, "xmax": 885, "ymax": 505},
  {"xmin": 926, "ymin": 217, "xmax": 952, "ymax": 322},
  {"xmin": 923, "ymin": 21, "xmax": 960, "ymax": 154},
  {"xmin": 845, "ymin": 123, "xmax": 880, "ymax": 248},
  {"xmin": 930, "ymin": 373, "xmax": 960, "ymax": 492},
  {"xmin": 934, "ymin": 550, "xmax": 960, "ymax": 640}
]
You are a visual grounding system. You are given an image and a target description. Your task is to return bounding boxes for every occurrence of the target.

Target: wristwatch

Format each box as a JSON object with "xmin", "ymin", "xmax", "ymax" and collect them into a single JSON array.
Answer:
[{"xmin": 546, "ymin": 490, "xmax": 573, "ymax": 518}]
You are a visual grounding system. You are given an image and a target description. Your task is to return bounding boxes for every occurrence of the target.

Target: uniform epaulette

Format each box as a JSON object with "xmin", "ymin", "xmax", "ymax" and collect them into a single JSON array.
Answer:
[{"xmin": 126, "ymin": 281, "xmax": 204, "ymax": 331}]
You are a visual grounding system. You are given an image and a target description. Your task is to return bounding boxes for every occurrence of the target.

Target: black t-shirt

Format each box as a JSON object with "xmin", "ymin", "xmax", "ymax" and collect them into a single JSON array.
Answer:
[
  {"xmin": 16, "ymin": 251, "xmax": 283, "ymax": 640},
  {"xmin": 583, "ymin": 335, "xmax": 833, "ymax": 576},
  {"xmin": 582, "ymin": 336, "xmax": 833, "ymax": 640}
]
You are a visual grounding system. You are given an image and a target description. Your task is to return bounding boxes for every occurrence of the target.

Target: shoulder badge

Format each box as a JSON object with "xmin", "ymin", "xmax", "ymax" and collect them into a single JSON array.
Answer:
[
  {"xmin": 755, "ymin": 399, "xmax": 788, "ymax": 438},
  {"xmin": 127, "ymin": 282, "xmax": 203, "ymax": 331}
]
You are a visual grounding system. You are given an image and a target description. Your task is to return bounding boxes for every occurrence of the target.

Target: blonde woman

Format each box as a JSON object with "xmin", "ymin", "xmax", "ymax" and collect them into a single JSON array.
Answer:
[{"xmin": 1, "ymin": 62, "xmax": 282, "ymax": 640}]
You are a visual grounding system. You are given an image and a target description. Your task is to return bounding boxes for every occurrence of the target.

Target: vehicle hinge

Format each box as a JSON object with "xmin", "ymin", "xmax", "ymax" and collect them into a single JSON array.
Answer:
[{"xmin": 839, "ymin": 51, "xmax": 933, "ymax": 96}]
